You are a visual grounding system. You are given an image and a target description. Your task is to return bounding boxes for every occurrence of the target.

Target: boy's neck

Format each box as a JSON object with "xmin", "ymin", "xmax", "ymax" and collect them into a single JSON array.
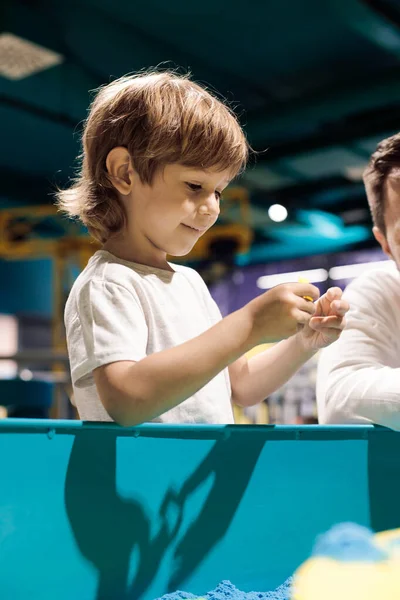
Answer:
[{"xmin": 102, "ymin": 236, "xmax": 174, "ymax": 272}]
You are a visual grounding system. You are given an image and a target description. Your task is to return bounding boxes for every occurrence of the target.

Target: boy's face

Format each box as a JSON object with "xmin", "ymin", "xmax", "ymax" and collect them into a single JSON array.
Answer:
[{"xmin": 128, "ymin": 163, "xmax": 231, "ymax": 258}]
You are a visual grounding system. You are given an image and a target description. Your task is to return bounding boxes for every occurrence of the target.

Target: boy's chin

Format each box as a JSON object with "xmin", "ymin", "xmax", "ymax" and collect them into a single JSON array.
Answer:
[{"xmin": 167, "ymin": 244, "xmax": 196, "ymax": 258}]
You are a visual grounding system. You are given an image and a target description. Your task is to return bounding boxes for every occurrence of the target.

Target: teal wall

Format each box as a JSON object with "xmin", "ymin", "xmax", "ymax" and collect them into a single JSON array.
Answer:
[{"xmin": 0, "ymin": 259, "xmax": 53, "ymax": 316}]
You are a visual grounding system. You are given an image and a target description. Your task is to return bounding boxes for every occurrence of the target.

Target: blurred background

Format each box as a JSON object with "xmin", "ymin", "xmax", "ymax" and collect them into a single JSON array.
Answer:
[{"xmin": 0, "ymin": 0, "xmax": 399, "ymax": 424}]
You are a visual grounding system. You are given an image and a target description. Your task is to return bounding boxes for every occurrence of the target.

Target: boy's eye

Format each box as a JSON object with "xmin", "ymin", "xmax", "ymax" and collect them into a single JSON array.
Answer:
[
  {"xmin": 186, "ymin": 183, "xmax": 202, "ymax": 192},
  {"xmin": 186, "ymin": 183, "xmax": 221, "ymax": 200}
]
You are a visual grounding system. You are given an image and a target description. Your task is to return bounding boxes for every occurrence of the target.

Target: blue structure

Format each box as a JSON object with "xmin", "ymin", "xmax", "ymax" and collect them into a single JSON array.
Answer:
[{"xmin": 0, "ymin": 421, "xmax": 399, "ymax": 599}]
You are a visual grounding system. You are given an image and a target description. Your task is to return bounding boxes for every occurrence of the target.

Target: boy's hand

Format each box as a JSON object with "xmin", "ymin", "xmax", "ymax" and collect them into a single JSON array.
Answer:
[
  {"xmin": 159, "ymin": 487, "xmax": 184, "ymax": 538},
  {"xmin": 297, "ymin": 287, "xmax": 349, "ymax": 351},
  {"xmin": 247, "ymin": 282, "xmax": 320, "ymax": 345}
]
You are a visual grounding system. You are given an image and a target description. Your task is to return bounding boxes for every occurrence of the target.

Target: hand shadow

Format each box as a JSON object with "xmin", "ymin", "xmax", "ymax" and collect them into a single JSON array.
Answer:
[
  {"xmin": 65, "ymin": 427, "xmax": 267, "ymax": 598},
  {"xmin": 167, "ymin": 428, "xmax": 266, "ymax": 592},
  {"xmin": 65, "ymin": 430, "xmax": 180, "ymax": 600}
]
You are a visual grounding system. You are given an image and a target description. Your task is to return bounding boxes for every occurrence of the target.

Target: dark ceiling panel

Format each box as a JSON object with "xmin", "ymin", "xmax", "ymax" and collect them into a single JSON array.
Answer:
[{"xmin": 1, "ymin": 0, "xmax": 399, "ymax": 261}]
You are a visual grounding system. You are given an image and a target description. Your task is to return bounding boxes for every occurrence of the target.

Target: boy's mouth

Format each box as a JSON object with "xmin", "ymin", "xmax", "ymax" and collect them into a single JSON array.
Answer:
[{"xmin": 181, "ymin": 224, "xmax": 207, "ymax": 233}]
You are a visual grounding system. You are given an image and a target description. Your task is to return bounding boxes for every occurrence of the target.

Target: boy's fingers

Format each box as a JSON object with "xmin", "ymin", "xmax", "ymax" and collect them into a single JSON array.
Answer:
[
  {"xmin": 310, "ymin": 316, "xmax": 346, "ymax": 330},
  {"xmin": 294, "ymin": 283, "xmax": 320, "ymax": 302},
  {"xmin": 330, "ymin": 299, "xmax": 349, "ymax": 316},
  {"xmin": 298, "ymin": 298, "xmax": 317, "ymax": 315},
  {"xmin": 325, "ymin": 287, "xmax": 343, "ymax": 301},
  {"xmin": 294, "ymin": 309, "xmax": 313, "ymax": 326}
]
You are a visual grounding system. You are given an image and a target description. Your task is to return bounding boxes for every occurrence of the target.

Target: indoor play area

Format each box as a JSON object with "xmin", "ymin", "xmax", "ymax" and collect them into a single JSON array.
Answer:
[{"xmin": 2, "ymin": 0, "xmax": 400, "ymax": 598}]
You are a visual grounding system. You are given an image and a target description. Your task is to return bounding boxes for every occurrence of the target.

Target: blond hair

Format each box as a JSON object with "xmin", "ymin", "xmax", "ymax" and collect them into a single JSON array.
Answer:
[
  {"xmin": 56, "ymin": 70, "xmax": 250, "ymax": 243},
  {"xmin": 363, "ymin": 133, "xmax": 400, "ymax": 234}
]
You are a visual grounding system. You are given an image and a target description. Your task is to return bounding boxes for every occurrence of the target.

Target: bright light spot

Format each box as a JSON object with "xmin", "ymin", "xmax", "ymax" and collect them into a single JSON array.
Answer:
[
  {"xmin": 329, "ymin": 260, "xmax": 394, "ymax": 281},
  {"xmin": 20, "ymin": 369, "xmax": 33, "ymax": 381},
  {"xmin": 268, "ymin": 204, "xmax": 288, "ymax": 222},
  {"xmin": 257, "ymin": 268, "xmax": 329, "ymax": 289},
  {"xmin": 345, "ymin": 166, "xmax": 367, "ymax": 181}
]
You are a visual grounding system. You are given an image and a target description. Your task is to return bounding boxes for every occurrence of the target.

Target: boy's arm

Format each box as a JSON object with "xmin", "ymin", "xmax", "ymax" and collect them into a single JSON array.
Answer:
[
  {"xmin": 93, "ymin": 282, "xmax": 320, "ymax": 426},
  {"xmin": 230, "ymin": 286, "xmax": 348, "ymax": 407},
  {"xmin": 229, "ymin": 335, "xmax": 316, "ymax": 407},
  {"xmin": 94, "ymin": 307, "xmax": 254, "ymax": 426}
]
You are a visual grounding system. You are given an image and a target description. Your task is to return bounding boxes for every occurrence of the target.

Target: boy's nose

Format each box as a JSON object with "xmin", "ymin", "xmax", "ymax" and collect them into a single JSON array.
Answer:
[{"xmin": 199, "ymin": 195, "xmax": 220, "ymax": 217}]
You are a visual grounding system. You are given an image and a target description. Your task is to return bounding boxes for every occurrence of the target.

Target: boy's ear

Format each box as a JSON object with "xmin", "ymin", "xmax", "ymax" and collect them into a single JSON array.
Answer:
[
  {"xmin": 373, "ymin": 226, "xmax": 393, "ymax": 260},
  {"xmin": 106, "ymin": 147, "xmax": 133, "ymax": 195}
]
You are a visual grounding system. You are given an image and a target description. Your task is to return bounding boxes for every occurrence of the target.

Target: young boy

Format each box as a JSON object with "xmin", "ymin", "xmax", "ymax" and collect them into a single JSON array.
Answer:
[{"xmin": 58, "ymin": 70, "xmax": 348, "ymax": 426}]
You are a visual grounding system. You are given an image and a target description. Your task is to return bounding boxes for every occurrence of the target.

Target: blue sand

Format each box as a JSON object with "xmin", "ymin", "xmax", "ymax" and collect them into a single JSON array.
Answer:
[
  {"xmin": 157, "ymin": 577, "xmax": 293, "ymax": 599},
  {"xmin": 312, "ymin": 522, "xmax": 388, "ymax": 563},
  {"xmin": 159, "ymin": 522, "xmax": 392, "ymax": 600}
]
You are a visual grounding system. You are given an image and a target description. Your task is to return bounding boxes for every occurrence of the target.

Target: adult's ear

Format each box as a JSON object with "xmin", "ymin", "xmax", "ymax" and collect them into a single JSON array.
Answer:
[{"xmin": 373, "ymin": 226, "xmax": 393, "ymax": 260}]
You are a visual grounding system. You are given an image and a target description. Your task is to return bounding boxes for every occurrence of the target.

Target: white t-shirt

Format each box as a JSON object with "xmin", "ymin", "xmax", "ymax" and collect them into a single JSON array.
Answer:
[
  {"xmin": 64, "ymin": 250, "xmax": 234, "ymax": 424},
  {"xmin": 316, "ymin": 264, "xmax": 400, "ymax": 429}
]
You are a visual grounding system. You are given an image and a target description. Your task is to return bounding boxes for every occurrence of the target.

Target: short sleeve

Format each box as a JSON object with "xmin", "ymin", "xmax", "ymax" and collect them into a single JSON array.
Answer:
[
  {"xmin": 67, "ymin": 279, "xmax": 148, "ymax": 386},
  {"xmin": 205, "ymin": 292, "xmax": 224, "ymax": 325}
]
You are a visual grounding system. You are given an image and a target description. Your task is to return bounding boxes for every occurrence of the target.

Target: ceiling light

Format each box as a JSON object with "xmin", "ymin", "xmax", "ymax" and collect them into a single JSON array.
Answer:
[
  {"xmin": 345, "ymin": 166, "xmax": 367, "ymax": 181},
  {"xmin": 20, "ymin": 369, "xmax": 33, "ymax": 381},
  {"xmin": 257, "ymin": 268, "xmax": 329, "ymax": 289},
  {"xmin": 268, "ymin": 204, "xmax": 288, "ymax": 222},
  {"xmin": 329, "ymin": 260, "xmax": 394, "ymax": 281},
  {"xmin": 0, "ymin": 33, "xmax": 63, "ymax": 80}
]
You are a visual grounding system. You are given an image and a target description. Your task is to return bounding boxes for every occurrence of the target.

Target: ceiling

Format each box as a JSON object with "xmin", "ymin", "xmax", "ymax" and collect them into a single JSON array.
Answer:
[{"xmin": 1, "ymin": 0, "xmax": 400, "ymax": 264}]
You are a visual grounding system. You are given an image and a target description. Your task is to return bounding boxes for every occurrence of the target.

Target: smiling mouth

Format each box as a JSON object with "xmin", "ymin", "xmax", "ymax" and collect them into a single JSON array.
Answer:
[{"xmin": 181, "ymin": 224, "xmax": 207, "ymax": 233}]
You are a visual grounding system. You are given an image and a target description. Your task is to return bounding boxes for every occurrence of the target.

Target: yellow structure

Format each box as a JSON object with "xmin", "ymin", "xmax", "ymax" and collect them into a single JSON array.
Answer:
[{"xmin": 292, "ymin": 527, "xmax": 400, "ymax": 600}]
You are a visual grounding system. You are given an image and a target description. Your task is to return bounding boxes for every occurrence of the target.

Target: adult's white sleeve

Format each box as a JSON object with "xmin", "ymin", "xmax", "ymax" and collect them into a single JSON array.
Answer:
[{"xmin": 316, "ymin": 271, "xmax": 400, "ymax": 430}]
